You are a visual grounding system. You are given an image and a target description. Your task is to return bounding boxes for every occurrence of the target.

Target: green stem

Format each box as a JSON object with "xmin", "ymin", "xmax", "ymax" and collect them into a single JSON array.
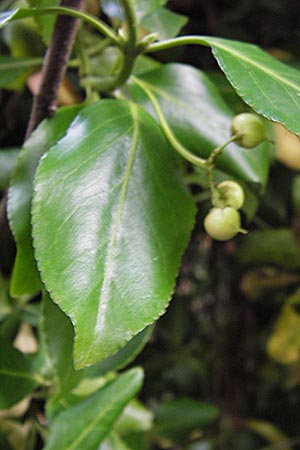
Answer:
[
  {"xmin": 205, "ymin": 135, "xmax": 238, "ymax": 204},
  {"xmin": 75, "ymin": 39, "xmax": 93, "ymax": 101},
  {"xmin": 132, "ymin": 77, "xmax": 207, "ymax": 167},
  {"xmin": 11, "ymin": 7, "xmax": 119, "ymax": 45},
  {"xmin": 146, "ymin": 35, "xmax": 211, "ymax": 53},
  {"xmin": 120, "ymin": 0, "xmax": 138, "ymax": 52},
  {"xmin": 206, "ymin": 135, "xmax": 238, "ymax": 167},
  {"xmin": 82, "ymin": 0, "xmax": 139, "ymax": 92}
]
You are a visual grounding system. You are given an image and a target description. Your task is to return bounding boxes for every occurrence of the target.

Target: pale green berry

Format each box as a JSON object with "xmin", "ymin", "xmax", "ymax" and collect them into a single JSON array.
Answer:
[
  {"xmin": 204, "ymin": 207, "xmax": 242, "ymax": 241},
  {"xmin": 230, "ymin": 113, "xmax": 266, "ymax": 148},
  {"xmin": 215, "ymin": 180, "xmax": 244, "ymax": 210}
]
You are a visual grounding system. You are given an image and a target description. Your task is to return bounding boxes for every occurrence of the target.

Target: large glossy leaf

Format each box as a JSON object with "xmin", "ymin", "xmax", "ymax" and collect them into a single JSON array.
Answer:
[
  {"xmin": 44, "ymin": 368, "xmax": 143, "ymax": 450},
  {"xmin": 32, "ymin": 99, "xmax": 196, "ymax": 368},
  {"xmin": 8, "ymin": 105, "xmax": 80, "ymax": 297},
  {"xmin": 0, "ymin": 341, "xmax": 40, "ymax": 409},
  {"xmin": 129, "ymin": 64, "xmax": 270, "ymax": 186},
  {"xmin": 0, "ymin": 56, "xmax": 41, "ymax": 89}
]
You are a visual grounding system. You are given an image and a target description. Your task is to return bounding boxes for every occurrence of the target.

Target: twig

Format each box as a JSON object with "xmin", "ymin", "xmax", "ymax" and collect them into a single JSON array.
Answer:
[{"xmin": 26, "ymin": 0, "xmax": 85, "ymax": 138}]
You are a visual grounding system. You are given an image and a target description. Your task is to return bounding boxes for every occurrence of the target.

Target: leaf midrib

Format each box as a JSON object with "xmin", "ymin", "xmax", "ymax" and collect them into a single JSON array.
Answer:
[
  {"xmin": 210, "ymin": 39, "xmax": 300, "ymax": 92},
  {"xmin": 0, "ymin": 57, "xmax": 42, "ymax": 70},
  {"xmin": 63, "ymin": 373, "xmax": 139, "ymax": 450},
  {"xmin": 92, "ymin": 104, "xmax": 140, "ymax": 345}
]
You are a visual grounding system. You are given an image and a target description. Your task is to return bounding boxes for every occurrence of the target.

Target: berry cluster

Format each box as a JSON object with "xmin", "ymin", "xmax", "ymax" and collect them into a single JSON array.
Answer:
[{"xmin": 204, "ymin": 113, "xmax": 266, "ymax": 241}]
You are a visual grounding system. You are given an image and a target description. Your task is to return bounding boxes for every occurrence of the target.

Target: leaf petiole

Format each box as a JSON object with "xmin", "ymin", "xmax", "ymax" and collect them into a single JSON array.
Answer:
[{"xmin": 132, "ymin": 77, "xmax": 207, "ymax": 168}]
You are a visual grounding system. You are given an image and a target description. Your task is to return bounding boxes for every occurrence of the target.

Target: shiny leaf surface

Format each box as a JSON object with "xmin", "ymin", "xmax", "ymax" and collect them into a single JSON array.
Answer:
[{"xmin": 32, "ymin": 99, "xmax": 196, "ymax": 368}]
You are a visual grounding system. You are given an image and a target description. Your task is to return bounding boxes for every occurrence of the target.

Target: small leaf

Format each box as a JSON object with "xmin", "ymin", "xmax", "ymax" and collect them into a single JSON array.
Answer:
[
  {"xmin": 141, "ymin": 8, "xmax": 187, "ymax": 40},
  {"xmin": 101, "ymin": 0, "xmax": 167, "ymax": 22},
  {"xmin": 267, "ymin": 289, "xmax": 300, "ymax": 365},
  {"xmin": 0, "ymin": 341, "xmax": 40, "ymax": 409},
  {"xmin": 41, "ymin": 292, "xmax": 81, "ymax": 393},
  {"xmin": 246, "ymin": 419, "xmax": 291, "ymax": 449},
  {"xmin": 25, "ymin": 0, "xmax": 60, "ymax": 45},
  {"xmin": 154, "ymin": 398, "xmax": 219, "ymax": 441},
  {"xmin": 44, "ymin": 368, "xmax": 143, "ymax": 450},
  {"xmin": 203, "ymin": 36, "xmax": 300, "ymax": 135},
  {"xmin": 114, "ymin": 399, "xmax": 153, "ymax": 434},
  {"xmin": 130, "ymin": 64, "xmax": 271, "ymax": 186},
  {"xmin": 8, "ymin": 105, "xmax": 81, "ymax": 297},
  {"xmin": 99, "ymin": 433, "xmax": 131, "ymax": 450},
  {"xmin": 0, "ymin": 56, "xmax": 41, "ymax": 89},
  {"xmin": 237, "ymin": 229, "xmax": 300, "ymax": 269},
  {"xmin": 32, "ymin": 99, "xmax": 196, "ymax": 368}
]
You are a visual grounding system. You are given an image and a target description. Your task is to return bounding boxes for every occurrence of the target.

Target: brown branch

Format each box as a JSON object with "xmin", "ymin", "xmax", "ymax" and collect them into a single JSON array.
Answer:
[
  {"xmin": 26, "ymin": 0, "xmax": 85, "ymax": 138},
  {"xmin": 0, "ymin": 0, "xmax": 84, "ymax": 275}
]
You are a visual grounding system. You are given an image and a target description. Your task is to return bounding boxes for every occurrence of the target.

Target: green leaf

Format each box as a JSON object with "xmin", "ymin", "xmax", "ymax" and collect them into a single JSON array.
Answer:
[
  {"xmin": 8, "ymin": 105, "xmax": 81, "ymax": 297},
  {"xmin": 130, "ymin": 64, "xmax": 271, "ymax": 186},
  {"xmin": 102, "ymin": 1, "xmax": 187, "ymax": 40},
  {"xmin": 41, "ymin": 291, "xmax": 81, "ymax": 393},
  {"xmin": 154, "ymin": 398, "xmax": 219, "ymax": 441},
  {"xmin": 26, "ymin": 0, "xmax": 59, "ymax": 45},
  {"xmin": 0, "ymin": 148, "xmax": 20, "ymax": 190},
  {"xmin": 114, "ymin": 399, "xmax": 153, "ymax": 435},
  {"xmin": 0, "ymin": 8, "xmax": 65, "ymax": 28},
  {"xmin": 237, "ymin": 228, "xmax": 300, "ymax": 269},
  {"xmin": 32, "ymin": 99, "xmax": 196, "ymax": 368},
  {"xmin": 44, "ymin": 368, "xmax": 143, "ymax": 450},
  {"xmin": 42, "ymin": 291, "xmax": 152, "ymax": 398},
  {"xmin": 245, "ymin": 419, "xmax": 291, "ymax": 449},
  {"xmin": 102, "ymin": 0, "xmax": 167, "ymax": 21},
  {"xmin": 135, "ymin": 0, "xmax": 167, "ymax": 18},
  {"xmin": 99, "ymin": 432, "xmax": 132, "ymax": 450},
  {"xmin": 0, "ymin": 56, "xmax": 41, "ymax": 89},
  {"xmin": 0, "ymin": 341, "xmax": 40, "ymax": 409},
  {"xmin": 202, "ymin": 37, "xmax": 300, "ymax": 135},
  {"xmin": 141, "ymin": 8, "xmax": 187, "ymax": 41}
]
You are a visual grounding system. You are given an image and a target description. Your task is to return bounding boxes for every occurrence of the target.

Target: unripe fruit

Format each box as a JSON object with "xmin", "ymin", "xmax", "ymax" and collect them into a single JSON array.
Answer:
[
  {"xmin": 215, "ymin": 180, "xmax": 244, "ymax": 210},
  {"xmin": 204, "ymin": 207, "xmax": 242, "ymax": 241},
  {"xmin": 230, "ymin": 113, "xmax": 266, "ymax": 148}
]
